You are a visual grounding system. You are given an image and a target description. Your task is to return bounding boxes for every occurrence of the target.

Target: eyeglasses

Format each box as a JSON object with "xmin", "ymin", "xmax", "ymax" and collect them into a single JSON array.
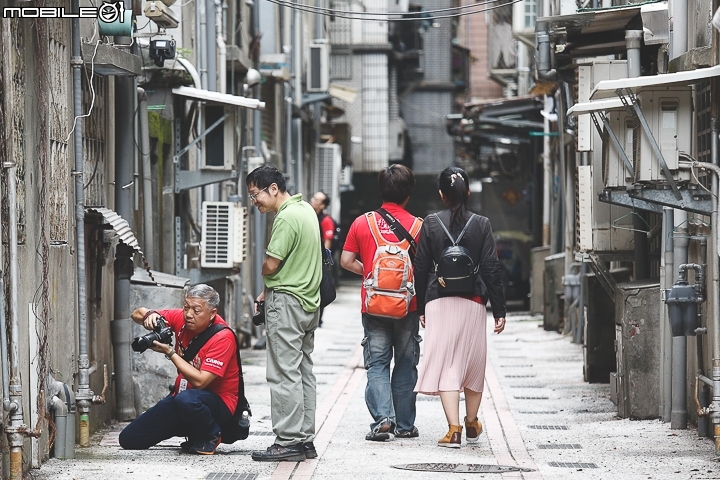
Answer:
[{"xmin": 248, "ymin": 186, "xmax": 269, "ymax": 202}]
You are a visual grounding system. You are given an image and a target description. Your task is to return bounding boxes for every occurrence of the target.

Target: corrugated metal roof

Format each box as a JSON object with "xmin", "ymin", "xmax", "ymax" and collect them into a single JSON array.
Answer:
[{"xmin": 86, "ymin": 207, "xmax": 159, "ymax": 285}]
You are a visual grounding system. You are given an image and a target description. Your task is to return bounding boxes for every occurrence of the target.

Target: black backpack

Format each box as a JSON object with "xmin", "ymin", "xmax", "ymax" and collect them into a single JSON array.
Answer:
[{"xmin": 433, "ymin": 213, "xmax": 477, "ymax": 297}]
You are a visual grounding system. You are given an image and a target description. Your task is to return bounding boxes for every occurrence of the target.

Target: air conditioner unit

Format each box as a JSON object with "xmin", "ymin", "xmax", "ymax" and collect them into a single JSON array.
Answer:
[
  {"xmin": 201, "ymin": 202, "xmax": 247, "ymax": 268},
  {"xmin": 632, "ymin": 86, "xmax": 692, "ymax": 183},
  {"xmin": 143, "ymin": 1, "xmax": 179, "ymax": 29},
  {"xmin": 316, "ymin": 143, "xmax": 341, "ymax": 221},
  {"xmin": 602, "ymin": 109, "xmax": 635, "ymax": 188},
  {"xmin": 577, "ymin": 61, "xmax": 627, "ymax": 152},
  {"xmin": 202, "ymin": 106, "xmax": 237, "ymax": 170},
  {"xmin": 307, "ymin": 42, "xmax": 329, "ymax": 93}
]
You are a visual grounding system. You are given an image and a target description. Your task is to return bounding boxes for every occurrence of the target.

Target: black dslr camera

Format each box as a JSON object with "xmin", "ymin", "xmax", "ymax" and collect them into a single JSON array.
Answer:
[
  {"xmin": 252, "ymin": 301, "xmax": 265, "ymax": 326},
  {"xmin": 132, "ymin": 316, "xmax": 173, "ymax": 353}
]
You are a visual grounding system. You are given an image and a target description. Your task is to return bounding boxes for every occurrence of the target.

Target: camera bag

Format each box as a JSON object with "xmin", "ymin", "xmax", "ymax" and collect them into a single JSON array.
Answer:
[{"xmin": 181, "ymin": 323, "xmax": 251, "ymax": 443}]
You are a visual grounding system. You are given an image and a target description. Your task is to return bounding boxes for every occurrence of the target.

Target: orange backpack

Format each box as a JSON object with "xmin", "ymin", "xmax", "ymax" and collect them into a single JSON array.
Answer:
[{"xmin": 363, "ymin": 212, "xmax": 423, "ymax": 319}]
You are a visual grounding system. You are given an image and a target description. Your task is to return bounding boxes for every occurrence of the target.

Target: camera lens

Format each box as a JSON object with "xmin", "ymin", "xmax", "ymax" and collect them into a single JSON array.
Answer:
[{"xmin": 131, "ymin": 317, "xmax": 173, "ymax": 353}]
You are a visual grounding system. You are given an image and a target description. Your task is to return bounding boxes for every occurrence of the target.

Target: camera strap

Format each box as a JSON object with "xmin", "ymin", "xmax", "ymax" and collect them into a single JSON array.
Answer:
[{"xmin": 179, "ymin": 323, "xmax": 251, "ymax": 417}]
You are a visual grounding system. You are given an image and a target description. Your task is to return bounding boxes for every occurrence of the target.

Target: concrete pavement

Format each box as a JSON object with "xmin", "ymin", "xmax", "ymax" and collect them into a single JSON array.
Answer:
[{"xmin": 31, "ymin": 282, "xmax": 720, "ymax": 479}]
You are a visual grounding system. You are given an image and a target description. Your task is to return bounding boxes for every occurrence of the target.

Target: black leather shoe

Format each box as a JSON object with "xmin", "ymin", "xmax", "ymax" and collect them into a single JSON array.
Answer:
[
  {"xmin": 251, "ymin": 443, "xmax": 305, "ymax": 462},
  {"xmin": 303, "ymin": 441, "xmax": 317, "ymax": 459}
]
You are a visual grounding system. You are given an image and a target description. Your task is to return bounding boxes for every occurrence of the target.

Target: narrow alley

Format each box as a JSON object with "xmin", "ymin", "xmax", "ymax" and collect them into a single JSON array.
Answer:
[{"xmin": 31, "ymin": 284, "xmax": 719, "ymax": 480}]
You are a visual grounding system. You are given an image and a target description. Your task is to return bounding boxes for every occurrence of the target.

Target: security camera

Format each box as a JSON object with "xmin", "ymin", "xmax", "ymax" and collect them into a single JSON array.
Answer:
[{"xmin": 149, "ymin": 39, "xmax": 176, "ymax": 67}]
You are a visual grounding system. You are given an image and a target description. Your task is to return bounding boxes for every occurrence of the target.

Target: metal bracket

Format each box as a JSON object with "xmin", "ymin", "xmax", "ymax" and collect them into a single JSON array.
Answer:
[
  {"xmin": 590, "ymin": 111, "xmax": 635, "ymax": 179},
  {"xmin": 587, "ymin": 252, "xmax": 618, "ymax": 299},
  {"xmin": 615, "ymin": 88, "xmax": 682, "ymax": 200},
  {"xmin": 599, "ymin": 187, "xmax": 713, "ymax": 215},
  {"xmin": 175, "ymin": 169, "xmax": 238, "ymax": 193},
  {"xmin": 173, "ymin": 113, "xmax": 229, "ymax": 164}
]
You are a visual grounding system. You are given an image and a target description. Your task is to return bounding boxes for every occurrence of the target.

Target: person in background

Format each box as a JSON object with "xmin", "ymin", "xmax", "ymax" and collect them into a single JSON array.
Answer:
[
  {"xmin": 341, "ymin": 164, "xmax": 423, "ymax": 442},
  {"xmin": 310, "ymin": 191, "xmax": 338, "ymax": 327},
  {"xmin": 247, "ymin": 165, "xmax": 322, "ymax": 462},
  {"xmin": 413, "ymin": 166, "xmax": 506, "ymax": 448}
]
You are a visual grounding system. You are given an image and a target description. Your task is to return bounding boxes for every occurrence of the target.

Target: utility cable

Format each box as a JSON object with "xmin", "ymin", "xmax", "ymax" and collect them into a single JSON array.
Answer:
[
  {"xmin": 65, "ymin": 39, "xmax": 100, "ymax": 144},
  {"xmin": 267, "ymin": 0, "xmax": 511, "ymax": 16},
  {"xmin": 264, "ymin": 0, "xmax": 520, "ymax": 21}
]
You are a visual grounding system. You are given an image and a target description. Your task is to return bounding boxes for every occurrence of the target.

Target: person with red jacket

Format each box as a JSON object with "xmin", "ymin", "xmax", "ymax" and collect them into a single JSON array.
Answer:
[
  {"xmin": 119, "ymin": 284, "xmax": 239, "ymax": 455},
  {"xmin": 341, "ymin": 164, "xmax": 422, "ymax": 441}
]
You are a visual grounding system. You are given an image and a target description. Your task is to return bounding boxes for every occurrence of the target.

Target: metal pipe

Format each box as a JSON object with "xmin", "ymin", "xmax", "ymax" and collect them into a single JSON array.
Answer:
[
  {"xmin": 252, "ymin": 0, "xmax": 265, "ymax": 305},
  {"xmin": 0, "ymin": 274, "xmax": 10, "ymax": 409},
  {"xmin": 662, "ymin": 207, "xmax": 674, "ymax": 422},
  {"xmin": 542, "ymin": 95, "xmax": 552, "ymax": 245},
  {"xmin": 113, "ymin": 72, "xmax": 137, "ymax": 422},
  {"xmin": 535, "ymin": 21, "xmax": 557, "ymax": 81},
  {"xmin": 138, "ymin": 88, "xmax": 154, "ymax": 267},
  {"xmin": 215, "ymin": 0, "xmax": 227, "ymax": 94},
  {"xmin": 711, "ymin": 118, "xmax": 720, "ymax": 452},
  {"xmin": 671, "ymin": 214, "xmax": 689, "ymax": 430},
  {"xmin": 49, "ymin": 396, "xmax": 68, "ymax": 459}
]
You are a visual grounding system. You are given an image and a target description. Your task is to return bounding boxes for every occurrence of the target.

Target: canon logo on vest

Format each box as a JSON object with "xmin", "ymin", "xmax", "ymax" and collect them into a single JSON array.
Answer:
[{"xmin": 205, "ymin": 358, "xmax": 224, "ymax": 368}]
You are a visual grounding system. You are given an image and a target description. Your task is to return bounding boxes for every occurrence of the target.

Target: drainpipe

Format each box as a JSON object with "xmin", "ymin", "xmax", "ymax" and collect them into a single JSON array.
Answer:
[
  {"xmin": 216, "ymin": 0, "xmax": 227, "ymax": 94},
  {"xmin": 710, "ymin": 119, "xmax": 720, "ymax": 453},
  {"xmin": 114, "ymin": 74, "xmax": 137, "ymax": 422},
  {"xmin": 138, "ymin": 88, "xmax": 154, "ymax": 267},
  {"xmin": 3, "ymin": 160, "xmax": 24, "ymax": 479},
  {"xmin": 626, "ymin": 30, "xmax": 650, "ymax": 280},
  {"xmin": 663, "ymin": 207, "xmax": 675, "ymax": 422},
  {"xmin": 535, "ymin": 21, "xmax": 557, "ymax": 82},
  {"xmin": 671, "ymin": 209, "xmax": 689, "ymax": 429},
  {"xmin": 0, "ymin": 274, "xmax": 10, "ymax": 413},
  {"xmin": 71, "ymin": 0, "xmax": 95, "ymax": 449}
]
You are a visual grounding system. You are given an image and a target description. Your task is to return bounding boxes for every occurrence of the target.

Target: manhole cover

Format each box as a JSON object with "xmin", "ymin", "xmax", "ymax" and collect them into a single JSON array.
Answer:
[
  {"xmin": 528, "ymin": 425, "xmax": 568, "ymax": 430},
  {"xmin": 538, "ymin": 444, "xmax": 582, "ymax": 449},
  {"xmin": 549, "ymin": 462, "xmax": 598, "ymax": 468},
  {"xmin": 205, "ymin": 474, "xmax": 257, "ymax": 480},
  {"xmin": 514, "ymin": 396, "xmax": 549, "ymax": 400},
  {"xmin": 392, "ymin": 464, "xmax": 534, "ymax": 473},
  {"xmin": 505, "ymin": 375, "xmax": 536, "ymax": 378},
  {"xmin": 501, "ymin": 364, "xmax": 533, "ymax": 367},
  {"xmin": 519, "ymin": 411, "xmax": 558, "ymax": 414}
]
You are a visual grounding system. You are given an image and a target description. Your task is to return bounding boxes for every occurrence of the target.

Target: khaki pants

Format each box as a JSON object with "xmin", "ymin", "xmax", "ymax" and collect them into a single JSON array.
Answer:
[{"xmin": 265, "ymin": 289, "xmax": 320, "ymax": 445}]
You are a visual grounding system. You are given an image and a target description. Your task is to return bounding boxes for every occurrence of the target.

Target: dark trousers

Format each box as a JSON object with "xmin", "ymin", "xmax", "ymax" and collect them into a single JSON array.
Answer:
[{"xmin": 119, "ymin": 389, "xmax": 231, "ymax": 449}]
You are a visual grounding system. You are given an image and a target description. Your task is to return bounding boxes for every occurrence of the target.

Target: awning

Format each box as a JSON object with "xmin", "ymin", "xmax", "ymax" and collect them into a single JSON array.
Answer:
[
  {"xmin": 172, "ymin": 86, "xmax": 265, "ymax": 110},
  {"xmin": 567, "ymin": 97, "xmax": 624, "ymax": 116},
  {"xmin": 590, "ymin": 65, "xmax": 720, "ymax": 100}
]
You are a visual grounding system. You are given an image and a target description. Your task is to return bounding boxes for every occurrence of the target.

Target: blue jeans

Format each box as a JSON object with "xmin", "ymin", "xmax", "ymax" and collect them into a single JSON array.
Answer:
[
  {"xmin": 119, "ymin": 388, "xmax": 231, "ymax": 449},
  {"xmin": 361, "ymin": 312, "xmax": 421, "ymax": 433}
]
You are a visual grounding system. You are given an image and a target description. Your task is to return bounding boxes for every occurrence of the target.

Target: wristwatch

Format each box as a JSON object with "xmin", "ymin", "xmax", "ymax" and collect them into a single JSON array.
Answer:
[{"xmin": 165, "ymin": 350, "xmax": 175, "ymax": 360}]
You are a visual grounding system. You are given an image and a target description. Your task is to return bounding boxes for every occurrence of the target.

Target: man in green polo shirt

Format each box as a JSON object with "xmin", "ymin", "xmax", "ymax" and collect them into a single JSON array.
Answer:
[{"xmin": 246, "ymin": 165, "xmax": 322, "ymax": 462}]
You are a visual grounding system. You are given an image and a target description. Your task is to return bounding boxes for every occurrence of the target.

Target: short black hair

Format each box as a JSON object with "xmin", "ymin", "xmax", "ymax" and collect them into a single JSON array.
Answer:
[
  {"xmin": 319, "ymin": 192, "xmax": 330, "ymax": 207},
  {"xmin": 378, "ymin": 164, "xmax": 414, "ymax": 204},
  {"xmin": 246, "ymin": 165, "xmax": 287, "ymax": 192}
]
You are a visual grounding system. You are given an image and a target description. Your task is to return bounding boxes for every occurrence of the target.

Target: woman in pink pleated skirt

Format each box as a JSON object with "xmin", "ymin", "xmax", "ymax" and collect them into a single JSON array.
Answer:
[{"xmin": 413, "ymin": 167, "xmax": 507, "ymax": 448}]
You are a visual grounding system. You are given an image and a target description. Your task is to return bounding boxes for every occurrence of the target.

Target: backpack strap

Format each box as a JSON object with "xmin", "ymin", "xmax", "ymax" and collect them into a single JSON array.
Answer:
[
  {"xmin": 365, "ymin": 212, "xmax": 392, "ymax": 248},
  {"xmin": 180, "ymin": 323, "xmax": 250, "ymax": 417},
  {"xmin": 455, "ymin": 214, "xmax": 476, "ymax": 244},
  {"xmin": 375, "ymin": 208, "xmax": 419, "ymax": 260},
  {"xmin": 432, "ymin": 213, "xmax": 475, "ymax": 246}
]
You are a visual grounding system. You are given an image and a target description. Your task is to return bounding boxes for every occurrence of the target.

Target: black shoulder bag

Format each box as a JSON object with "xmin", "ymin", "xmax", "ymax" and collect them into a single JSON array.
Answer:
[
  {"xmin": 181, "ymin": 323, "xmax": 251, "ymax": 444},
  {"xmin": 375, "ymin": 208, "xmax": 417, "ymax": 261},
  {"xmin": 320, "ymin": 244, "xmax": 337, "ymax": 308}
]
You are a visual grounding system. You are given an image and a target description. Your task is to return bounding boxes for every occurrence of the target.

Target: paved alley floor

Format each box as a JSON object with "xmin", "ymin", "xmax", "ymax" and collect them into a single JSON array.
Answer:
[{"xmin": 31, "ymin": 283, "xmax": 720, "ymax": 479}]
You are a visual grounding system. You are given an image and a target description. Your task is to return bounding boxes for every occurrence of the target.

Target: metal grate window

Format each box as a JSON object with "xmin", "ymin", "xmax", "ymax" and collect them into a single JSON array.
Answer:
[{"xmin": 329, "ymin": 0, "xmax": 352, "ymax": 44}]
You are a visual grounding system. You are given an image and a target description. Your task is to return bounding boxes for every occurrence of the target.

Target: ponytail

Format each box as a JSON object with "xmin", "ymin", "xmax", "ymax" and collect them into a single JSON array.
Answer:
[{"xmin": 437, "ymin": 167, "xmax": 470, "ymax": 229}]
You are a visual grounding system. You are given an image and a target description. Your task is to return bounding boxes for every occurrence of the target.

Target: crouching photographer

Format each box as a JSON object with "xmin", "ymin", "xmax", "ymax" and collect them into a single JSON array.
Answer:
[{"xmin": 119, "ymin": 284, "xmax": 249, "ymax": 455}]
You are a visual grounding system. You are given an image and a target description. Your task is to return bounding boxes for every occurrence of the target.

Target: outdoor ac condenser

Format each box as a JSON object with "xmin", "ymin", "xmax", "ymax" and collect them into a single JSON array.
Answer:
[
  {"xmin": 307, "ymin": 42, "xmax": 329, "ymax": 93},
  {"xmin": 632, "ymin": 86, "xmax": 692, "ymax": 183},
  {"xmin": 202, "ymin": 106, "xmax": 237, "ymax": 170},
  {"xmin": 602, "ymin": 109, "xmax": 635, "ymax": 188},
  {"xmin": 201, "ymin": 202, "xmax": 247, "ymax": 268}
]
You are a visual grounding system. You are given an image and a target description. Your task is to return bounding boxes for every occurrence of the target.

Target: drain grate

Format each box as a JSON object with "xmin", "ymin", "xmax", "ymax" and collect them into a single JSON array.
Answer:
[
  {"xmin": 528, "ymin": 425, "xmax": 568, "ymax": 430},
  {"xmin": 392, "ymin": 463, "xmax": 535, "ymax": 473},
  {"xmin": 519, "ymin": 411, "xmax": 558, "ymax": 414},
  {"xmin": 205, "ymin": 474, "xmax": 257, "ymax": 480},
  {"xmin": 511, "ymin": 385, "xmax": 545, "ymax": 388},
  {"xmin": 498, "ymin": 356, "xmax": 526, "ymax": 359},
  {"xmin": 514, "ymin": 396, "xmax": 549, "ymax": 400},
  {"xmin": 326, "ymin": 348, "xmax": 352, "ymax": 351},
  {"xmin": 505, "ymin": 375, "xmax": 536, "ymax": 378},
  {"xmin": 538, "ymin": 444, "xmax": 582, "ymax": 449},
  {"xmin": 501, "ymin": 365, "xmax": 533, "ymax": 368},
  {"xmin": 416, "ymin": 396, "xmax": 440, "ymax": 401},
  {"xmin": 248, "ymin": 431, "xmax": 275, "ymax": 436},
  {"xmin": 548, "ymin": 462, "xmax": 598, "ymax": 469}
]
